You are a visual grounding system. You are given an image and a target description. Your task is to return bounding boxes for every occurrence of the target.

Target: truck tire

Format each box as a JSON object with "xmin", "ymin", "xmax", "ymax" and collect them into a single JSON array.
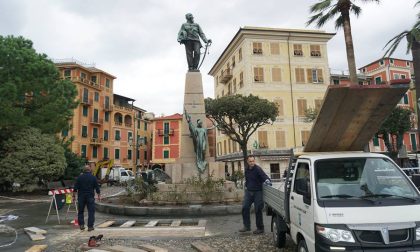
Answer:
[
  {"xmin": 297, "ymin": 239, "xmax": 308, "ymax": 252},
  {"xmin": 271, "ymin": 215, "xmax": 286, "ymax": 248}
]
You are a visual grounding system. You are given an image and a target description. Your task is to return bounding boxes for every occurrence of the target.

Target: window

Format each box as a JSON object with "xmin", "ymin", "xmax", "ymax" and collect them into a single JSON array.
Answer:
[
  {"xmin": 82, "ymin": 106, "xmax": 88, "ymax": 117},
  {"xmin": 239, "ymin": 72, "xmax": 244, "ymax": 87},
  {"xmin": 163, "ymin": 150, "xmax": 169, "ymax": 159},
  {"xmin": 144, "ymin": 136, "xmax": 147, "ymax": 145},
  {"xmin": 293, "ymin": 162, "xmax": 310, "ymax": 203},
  {"xmin": 105, "ymin": 78, "xmax": 110, "ymax": 88},
  {"xmin": 379, "ymin": 60, "xmax": 384, "ymax": 66},
  {"xmin": 401, "ymin": 93, "xmax": 409, "ymax": 104},
  {"xmin": 115, "ymin": 130, "xmax": 121, "ymax": 141},
  {"xmin": 223, "ymin": 140, "xmax": 227, "ymax": 155},
  {"xmin": 276, "ymin": 131, "xmax": 286, "ymax": 148},
  {"xmin": 307, "ymin": 69, "xmax": 324, "ymax": 83},
  {"xmin": 92, "ymin": 146, "xmax": 97, "ymax": 158},
  {"xmin": 293, "ymin": 44, "xmax": 303, "ymax": 56},
  {"xmin": 64, "ymin": 69, "xmax": 71, "ymax": 79},
  {"xmin": 315, "ymin": 99, "xmax": 323, "ymax": 111},
  {"xmin": 105, "ymin": 96, "xmax": 110, "ymax": 109},
  {"xmin": 231, "ymin": 56, "xmax": 236, "ymax": 68},
  {"xmin": 233, "ymin": 78, "xmax": 237, "ymax": 93},
  {"xmin": 333, "ymin": 79, "xmax": 340, "ymax": 85},
  {"xmin": 394, "ymin": 73, "xmax": 400, "ymax": 80},
  {"xmin": 295, "ymin": 68, "xmax": 305, "ymax": 83},
  {"xmin": 93, "ymin": 127, "xmax": 98, "ymax": 138},
  {"xmin": 270, "ymin": 42, "xmax": 280, "ymax": 55},
  {"xmin": 61, "ymin": 129, "xmax": 68, "ymax": 137},
  {"xmin": 94, "ymin": 92, "xmax": 99, "ymax": 102},
  {"xmin": 164, "ymin": 136, "xmax": 169, "ymax": 145},
  {"xmin": 228, "ymin": 139, "xmax": 232, "ymax": 153},
  {"xmin": 390, "ymin": 59, "xmax": 394, "ymax": 64},
  {"xmin": 270, "ymin": 163, "xmax": 281, "ymax": 180},
  {"xmin": 411, "ymin": 133, "xmax": 417, "ymax": 151},
  {"xmin": 272, "ymin": 67, "xmax": 281, "ymax": 82},
  {"xmin": 227, "ymin": 82, "xmax": 232, "ymax": 95},
  {"xmin": 407, "ymin": 61, "xmax": 411, "ymax": 66},
  {"xmin": 115, "ymin": 149, "xmax": 120, "ymax": 159},
  {"xmin": 81, "ymin": 72, "xmax": 87, "ymax": 80},
  {"xmin": 239, "ymin": 48, "xmax": 242, "ymax": 61},
  {"xmin": 144, "ymin": 122, "xmax": 148, "ymax": 130},
  {"xmin": 301, "ymin": 130, "xmax": 310, "ymax": 146},
  {"xmin": 81, "ymin": 145, "xmax": 87, "ymax": 158},
  {"xmin": 104, "ymin": 147, "xmax": 108, "ymax": 159},
  {"xmin": 144, "ymin": 150, "xmax": 148, "ymax": 160},
  {"xmin": 375, "ymin": 76, "xmax": 382, "ymax": 85},
  {"xmin": 91, "ymin": 75, "xmax": 97, "ymax": 83},
  {"xmin": 83, "ymin": 88, "xmax": 89, "ymax": 102},
  {"xmin": 93, "ymin": 109, "xmax": 99, "ymax": 122},
  {"xmin": 274, "ymin": 99, "xmax": 284, "ymax": 117},
  {"xmin": 104, "ymin": 130, "xmax": 109, "ymax": 141},
  {"xmin": 297, "ymin": 99, "xmax": 307, "ymax": 117},
  {"xmin": 233, "ymin": 141, "xmax": 237, "ymax": 152},
  {"xmin": 82, "ymin": 126, "xmax": 88, "ymax": 138},
  {"xmin": 310, "ymin": 45, "xmax": 321, "ymax": 57},
  {"xmin": 401, "ymin": 74, "xmax": 406, "ymax": 79},
  {"xmin": 253, "ymin": 42, "xmax": 263, "ymax": 54},
  {"xmin": 254, "ymin": 67, "xmax": 264, "ymax": 82},
  {"xmin": 258, "ymin": 131, "xmax": 268, "ymax": 148},
  {"xmin": 128, "ymin": 149, "xmax": 132, "ymax": 160},
  {"xmin": 373, "ymin": 135, "xmax": 380, "ymax": 147},
  {"xmin": 164, "ymin": 122, "xmax": 170, "ymax": 134},
  {"xmin": 105, "ymin": 112, "xmax": 109, "ymax": 122},
  {"xmin": 128, "ymin": 132, "xmax": 133, "ymax": 141}
]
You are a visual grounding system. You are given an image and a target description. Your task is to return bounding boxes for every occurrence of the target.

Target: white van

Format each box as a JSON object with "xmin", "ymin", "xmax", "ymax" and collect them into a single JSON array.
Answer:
[{"xmin": 108, "ymin": 167, "xmax": 135, "ymax": 183}]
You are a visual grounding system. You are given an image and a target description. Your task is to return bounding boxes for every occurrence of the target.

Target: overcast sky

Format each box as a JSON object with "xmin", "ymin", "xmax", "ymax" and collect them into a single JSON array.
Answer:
[{"xmin": 0, "ymin": 0, "xmax": 418, "ymax": 116}]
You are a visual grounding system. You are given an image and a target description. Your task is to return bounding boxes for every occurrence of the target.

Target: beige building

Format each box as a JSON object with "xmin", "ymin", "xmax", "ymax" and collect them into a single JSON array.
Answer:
[{"xmin": 208, "ymin": 27, "xmax": 335, "ymax": 179}]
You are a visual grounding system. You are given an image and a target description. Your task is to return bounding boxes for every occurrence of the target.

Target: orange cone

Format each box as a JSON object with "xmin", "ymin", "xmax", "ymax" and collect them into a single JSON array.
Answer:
[{"xmin": 73, "ymin": 218, "xmax": 79, "ymax": 226}]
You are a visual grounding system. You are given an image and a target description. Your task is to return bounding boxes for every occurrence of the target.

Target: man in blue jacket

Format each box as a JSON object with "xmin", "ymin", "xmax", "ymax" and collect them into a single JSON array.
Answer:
[
  {"xmin": 73, "ymin": 164, "xmax": 101, "ymax": 231},
  {"xmin": 239, "ymin": 155, "xmax": 271, "ymax": 234}
]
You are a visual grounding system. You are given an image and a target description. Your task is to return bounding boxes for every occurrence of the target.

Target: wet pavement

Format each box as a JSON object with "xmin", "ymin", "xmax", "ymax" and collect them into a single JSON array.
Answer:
[{"xmin": 0, "ymin": 187, "xmax": 296, "ymax": 251}]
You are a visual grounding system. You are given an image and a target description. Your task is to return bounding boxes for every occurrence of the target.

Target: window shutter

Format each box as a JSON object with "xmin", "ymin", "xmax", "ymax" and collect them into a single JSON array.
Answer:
[
  {"xmin": 276, "ymin": 131, "xmax": 286, "ymax": 148},
  {"xmin": 317, "ymin": 69, "xmax": 324, "ymax": 82},
  {"xmin": 307, "ymin": 69, "xmax": 313, "ymax": 83}
]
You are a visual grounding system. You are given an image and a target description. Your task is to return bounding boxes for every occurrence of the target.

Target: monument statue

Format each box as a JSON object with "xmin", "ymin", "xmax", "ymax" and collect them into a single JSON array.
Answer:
[
  {"xmin": 184, "ymin": 109, "xmax": 212, "ymax": 173},
  {"xmin": 177, "ymin": 13, "xmax": 211, "ymax": 71}
]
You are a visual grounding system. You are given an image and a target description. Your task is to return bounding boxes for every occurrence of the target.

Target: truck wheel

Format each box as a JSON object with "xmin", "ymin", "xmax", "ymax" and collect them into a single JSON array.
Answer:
[
  {"xmin": 271, "ymin": 215, "xmax": 286, "ymax": 248},
  {"xmin": 297, "ymin": 239, "xmax": 308, "ymax": 252}
]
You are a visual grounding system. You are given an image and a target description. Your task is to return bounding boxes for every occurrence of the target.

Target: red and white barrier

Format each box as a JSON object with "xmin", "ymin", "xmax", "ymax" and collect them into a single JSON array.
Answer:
[{"xmin": 48, "ymin": 188, "xmax": 74, "ymax": 196}]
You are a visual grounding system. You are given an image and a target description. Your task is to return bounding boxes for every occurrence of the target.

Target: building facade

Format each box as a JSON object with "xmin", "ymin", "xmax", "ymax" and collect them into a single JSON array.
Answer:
[{"xmin": 208, "ymin": 27, "xmax": 335, "ymax": 179}]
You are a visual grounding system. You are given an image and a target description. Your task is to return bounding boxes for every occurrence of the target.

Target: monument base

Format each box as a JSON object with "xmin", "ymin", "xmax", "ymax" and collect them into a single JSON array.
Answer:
[{"xmin": 166, "ymin": 158, "xmax": 224, "ymax": 184}]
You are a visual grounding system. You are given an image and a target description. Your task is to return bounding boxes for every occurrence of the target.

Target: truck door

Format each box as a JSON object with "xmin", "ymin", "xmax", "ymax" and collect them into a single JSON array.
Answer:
[{"xmin": 289, "ymin": 160, "xmax": 315, "ymax": 251}]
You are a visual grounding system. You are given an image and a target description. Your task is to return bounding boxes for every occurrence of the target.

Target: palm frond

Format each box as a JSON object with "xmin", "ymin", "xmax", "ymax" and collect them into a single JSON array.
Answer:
[
  {"xmin": 350, "ymin": 4, "xmax": 362, "ymax": 17},
  {"xmin": 416, "ymin": 0, "xmax": 420, "ymax": 7},
  {"xmin": 383, "ymin": 31, "xmax": 409, "ymax": 57},
  {"xmin": 307, "ymin": 12, "xmax": 324, "ymax": 26},
  {"xmin": 358, "ymin": 0, "xmax": 380, "ymax": 4},
  {"xmin": 309, "ymin": 0, "xmax": 333, "ymax": 13},
  {"xmin": 335, "ymin": 15, "xmax": 344, "ymax": 29}
]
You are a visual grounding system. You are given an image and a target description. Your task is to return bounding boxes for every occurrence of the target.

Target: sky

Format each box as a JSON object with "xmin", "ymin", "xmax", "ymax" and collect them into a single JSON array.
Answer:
[{"xmin": 0, "ymin": 0, "xmax": 418, "ymax": 116}]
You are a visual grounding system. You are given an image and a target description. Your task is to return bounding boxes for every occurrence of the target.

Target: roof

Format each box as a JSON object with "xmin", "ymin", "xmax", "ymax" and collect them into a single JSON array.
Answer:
[
  {"xmin": 114, "ymin": 93, "xmax": 135, "ymax": 102},
  {"xmin": 152, "ymin": 113, "xmax": 183, "ymax": 120},
  {"xmin": 208, "ymin": 26, "xmax": 336, "ymax": 75},
  {"xmin": 54, "ymin": 61, "xmax": 117, "ymax": 79},
  {"xmin": 358, "ymin": 57, "xmax": 413, "ymax": 70}
]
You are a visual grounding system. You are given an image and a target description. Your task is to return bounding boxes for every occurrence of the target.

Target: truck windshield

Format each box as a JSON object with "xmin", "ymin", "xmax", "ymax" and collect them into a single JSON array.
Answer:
[{"xmin": 315, "ymin": 158, "xmax": 419, "ymax": 201}]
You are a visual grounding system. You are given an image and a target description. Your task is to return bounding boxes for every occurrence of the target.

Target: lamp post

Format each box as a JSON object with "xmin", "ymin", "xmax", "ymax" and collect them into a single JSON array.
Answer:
[{"xmin": 129, "ymin": 136, "xmax": 145, "ymax": 176}]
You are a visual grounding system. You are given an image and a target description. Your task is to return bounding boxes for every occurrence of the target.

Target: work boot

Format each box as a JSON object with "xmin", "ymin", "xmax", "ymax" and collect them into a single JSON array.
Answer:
[
  {"xmin": 253, "ymin": 229, "xmax": 264, "ymax": 235},
  {"xmin": 238, "ymin": 227, "xmax": 251, "ymax": 232},
  {"xmin": 88, "ymin": 227, "xmax": 95, "ymax": 232},
  {"xmin": 79, "ymin": 225, "xmax": 85, "ymax": 231}
]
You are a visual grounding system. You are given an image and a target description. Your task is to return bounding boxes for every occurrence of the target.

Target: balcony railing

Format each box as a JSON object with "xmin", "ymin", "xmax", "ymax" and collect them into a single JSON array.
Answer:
[
  {"xmin": 90, "ymin": 138, "xmax": 103, "ymax": 145},
  {"xmin": 114, "ymin": 105, "xmax": 133, "ymax": 112},
  {"xmin": 80, "ymin": 97, "xmax": 93, "ymax": 106},
  {"xmin": 114, "ymin": 121, "xmax": 123, "ymax": 126},
  {"xmin": 125, "ymin": 123, "xmax": 132, "ymax": 128},
  {"xmin": 104, "ymin": 104, "xmax": 113, "ymax": 112},
  {"xmin": 220, "ymin": 68, "xmax": 233, "ymax": 84},
  {"xmin": 157, "ymin": 129, "xmax": 174, "ymax": 136},
  {"xmin": 90, "ymin": 118, "xmax": 103, "ymax": 125},
  {"xmin": 71, "ymin": 76, "xmax": 103, "ymax": 90}
]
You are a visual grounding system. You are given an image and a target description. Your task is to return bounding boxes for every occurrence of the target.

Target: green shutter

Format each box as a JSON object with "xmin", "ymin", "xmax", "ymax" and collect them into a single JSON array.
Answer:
[
  {"xmin": 115, "ymin": 149, "xmax": 120, "ymax": 159},
  {"xmin": 104, "ymin": 130, "xmax": 108, "ymax": 141},
  {"xmin": 128, "ymin": 150, "xmax": 132, "ymax": 160},
  {"xmin": 411, "ymin": 134, "xmax": 417, "ymax": 151},
  {"xmin": 93, "ymin": 146, "xmax": 97, "ymax": 158},
  {"xmin": 93, "ymin": 128, "xmax": 98, "ymax": 138},
  {"xmin": 81, "ymin": 145, "xmax": 87, "ymax": 158},
  {"xmin": 163, "ymin": 150, "xmax": 169, "ymax": 159},
  {"xmin": 104, "ymin": 147, "xmax": 108, "ymax": 159},
  {"xmin": 105, "ymin": 112, "xmax": 109, "ymax": 122},
  {"xmin": 83, "ymin": 106, "xmax": 88, "ymax": 117},
  {"xmin": 373, "ymin": 136, "xmax": 379, "ymax": 146},
  {"xmin": 164, "ymin": 136, "xmax": 169, "ymax": 144},
  {"xmin": 82, "ymin": 126, "xmax": 88, "ymax": 137}
]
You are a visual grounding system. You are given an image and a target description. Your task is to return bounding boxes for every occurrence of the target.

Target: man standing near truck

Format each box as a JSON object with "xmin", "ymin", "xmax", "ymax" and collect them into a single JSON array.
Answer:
[
  {"xmin": 239, "ymin": 155, "xmax": 271, "ymax": 234},
  {"xmin": 73, "ymin": 164, "xmax": 101, "ymax": 231}
]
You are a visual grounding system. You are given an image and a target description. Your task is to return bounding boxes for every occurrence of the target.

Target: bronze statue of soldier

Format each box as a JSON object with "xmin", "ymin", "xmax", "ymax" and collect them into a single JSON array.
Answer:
[{"xmin": 177, "ymin": 13, "xmax": 211, "ymax": 71}]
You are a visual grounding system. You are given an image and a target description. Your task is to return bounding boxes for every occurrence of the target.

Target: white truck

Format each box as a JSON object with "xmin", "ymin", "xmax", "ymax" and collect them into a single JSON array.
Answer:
[
  {"xmin": 263, "ymin": 151, "xmax": 420, "ymax": 251},
  {"xmin": 101, "ymin": 167, "xmax": 134, "ymax": 183}
]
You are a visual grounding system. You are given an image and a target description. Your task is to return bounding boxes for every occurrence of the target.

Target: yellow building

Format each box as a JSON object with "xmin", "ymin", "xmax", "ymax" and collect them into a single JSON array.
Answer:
[
  {"xmin": 208, "ymin": 27, "xmax": 335, "ymax": 179},
  {"xmin": 55, "ymin": 60, "xmax": 152, "ymax": 175}
]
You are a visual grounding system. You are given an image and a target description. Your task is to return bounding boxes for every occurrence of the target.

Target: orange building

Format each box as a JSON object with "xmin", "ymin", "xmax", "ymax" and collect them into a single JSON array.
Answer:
[
  {"xmin": 55, "ymin": 60, "xmax": 152, "ymax": 174},
  {"xmin": 358, "ymin": 58, "xmax": 418, "ymax": 161}
]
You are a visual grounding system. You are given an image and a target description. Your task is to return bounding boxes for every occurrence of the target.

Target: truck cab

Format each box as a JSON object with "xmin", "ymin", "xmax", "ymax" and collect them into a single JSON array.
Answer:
[{"xmin": 265, "ymin": 152, "xmax": 420, "ymax": 252}]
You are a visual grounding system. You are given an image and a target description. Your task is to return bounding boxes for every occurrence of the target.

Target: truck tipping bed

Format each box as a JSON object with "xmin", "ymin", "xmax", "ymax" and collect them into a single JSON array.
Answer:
[{"xmin": 263, "ymin": 183, "xmax": 286, "ymax": 218}]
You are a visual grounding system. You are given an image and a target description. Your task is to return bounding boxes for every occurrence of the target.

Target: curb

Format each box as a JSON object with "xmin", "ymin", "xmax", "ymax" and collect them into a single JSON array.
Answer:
[{"xmin": 95, "ymin": 202, "xmax": 242, "ymax": 216}]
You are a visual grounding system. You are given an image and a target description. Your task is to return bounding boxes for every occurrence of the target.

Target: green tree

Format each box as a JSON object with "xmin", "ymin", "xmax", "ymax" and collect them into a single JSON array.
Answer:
[
  {"xmin": 307, "ymin": 0, "xmax": 380, "ymax": 84},
  {"xmin": 383, "ymin": 4, "xmax": 420, "ymax": 130},
  {"xmin": 0, "ymin": 127, "xmax": 66, "ymax": 191},
  {"xmin": 205, "ymin": 94, "xmax": 278, "ymax": 165},
  {"xmin": 304, "ymin": 107, "xmax": 319, "ymax": 123},
  {"xmin": 0, "ymin": 36, "xmax": 78, "ymax": 138},
  {"xmin": 376, "ymin": 107, "xmax": 412, "ymax": 162},
  {"xmin": 61, "ymin": 138, "xmax": 85, "ymax": 179}
]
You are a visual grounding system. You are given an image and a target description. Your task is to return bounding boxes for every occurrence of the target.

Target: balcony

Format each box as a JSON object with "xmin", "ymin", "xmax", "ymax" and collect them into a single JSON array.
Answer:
[
  {"xmin": 90, "ymin": 138, "xmax": 103, "ymax": 145},
  {"xmin": 220, "ymin": 68, "xmax": 233, "ymax": 84},
  {"xmin": 71, "ymin": 76, "xmax": 103, "ymax": 90},
  {"xmin": 157, "ymin": 129, "xmax": 174, "ymax": 136},
  {"xmin": 80, "ymin": 97, "xmax": 93, "ymax": 106},
  {"xmin": 125, "ymin": 123, "xmax": 132, "ymax": 128},
  {"xmin": 90, "ymin": 118, "xmax": 103, "ymax": 125},
  {"xmin": 114, "ymin": 121, "xmax": 123, "ymax": 126},
  {"xmin": 114, "ymin": 105, "xmax": 133, "ymax": 112},
  {"xmin": 104, "ymin": 104, "xmax": 113, "ymax": 112}
]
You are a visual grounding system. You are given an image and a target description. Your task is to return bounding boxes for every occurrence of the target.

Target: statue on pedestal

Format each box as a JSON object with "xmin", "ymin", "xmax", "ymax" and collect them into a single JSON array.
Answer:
[
  {"xmin": 184, "ymin": 109, "xmax": 211, "ymax": 173},
  {"xmin": 177, "ymin": 13, "xmax": 211, "ymax": 71}
]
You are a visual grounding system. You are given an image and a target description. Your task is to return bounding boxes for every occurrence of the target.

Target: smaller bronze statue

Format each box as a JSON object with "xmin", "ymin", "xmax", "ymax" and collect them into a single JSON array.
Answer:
[
  {"xmin": 177, "ymin": 13, "xmax": 211, "ymax": 71},
  {"xmin": 184, "ymin": 109, "xmax": 212, "ymax": 173}
]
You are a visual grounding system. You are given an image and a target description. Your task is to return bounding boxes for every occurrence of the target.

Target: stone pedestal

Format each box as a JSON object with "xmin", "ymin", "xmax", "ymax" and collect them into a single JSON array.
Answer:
[{"xmin": 168, "ymin": 72, "xmax": 214, "ymax": 183}]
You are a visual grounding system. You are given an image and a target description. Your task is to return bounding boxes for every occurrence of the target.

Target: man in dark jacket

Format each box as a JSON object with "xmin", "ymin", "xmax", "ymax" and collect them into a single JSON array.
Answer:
[
  {"xmin": 239, "ymin": 155, "xmax": 271, "ymax": 234},
  {"xmin": 73, "ymin": 164, "xmax": 100, "ymax": 231}
]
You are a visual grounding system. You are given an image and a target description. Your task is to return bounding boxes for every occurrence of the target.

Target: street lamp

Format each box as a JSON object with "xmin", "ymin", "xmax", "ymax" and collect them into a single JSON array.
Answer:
[{"xmin": 129, "ymin": 136, "xmax": 145, "ymax": 175}]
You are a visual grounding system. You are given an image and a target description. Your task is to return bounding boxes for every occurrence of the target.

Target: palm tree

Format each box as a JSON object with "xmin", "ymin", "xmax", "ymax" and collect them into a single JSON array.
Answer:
[
  {"xmin": 307, "ymin": 0, "xmax": 380, "ymax": 85},
  {"xmin": 383, "ymin": 19, "xmax": 420, "ymax": 129}
]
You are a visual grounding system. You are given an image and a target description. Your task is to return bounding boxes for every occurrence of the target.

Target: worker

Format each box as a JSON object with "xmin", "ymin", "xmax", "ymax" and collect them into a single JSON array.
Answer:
[{"xmin": 73, "ymin": 164, "xmax": 101, "ymax": 231}]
